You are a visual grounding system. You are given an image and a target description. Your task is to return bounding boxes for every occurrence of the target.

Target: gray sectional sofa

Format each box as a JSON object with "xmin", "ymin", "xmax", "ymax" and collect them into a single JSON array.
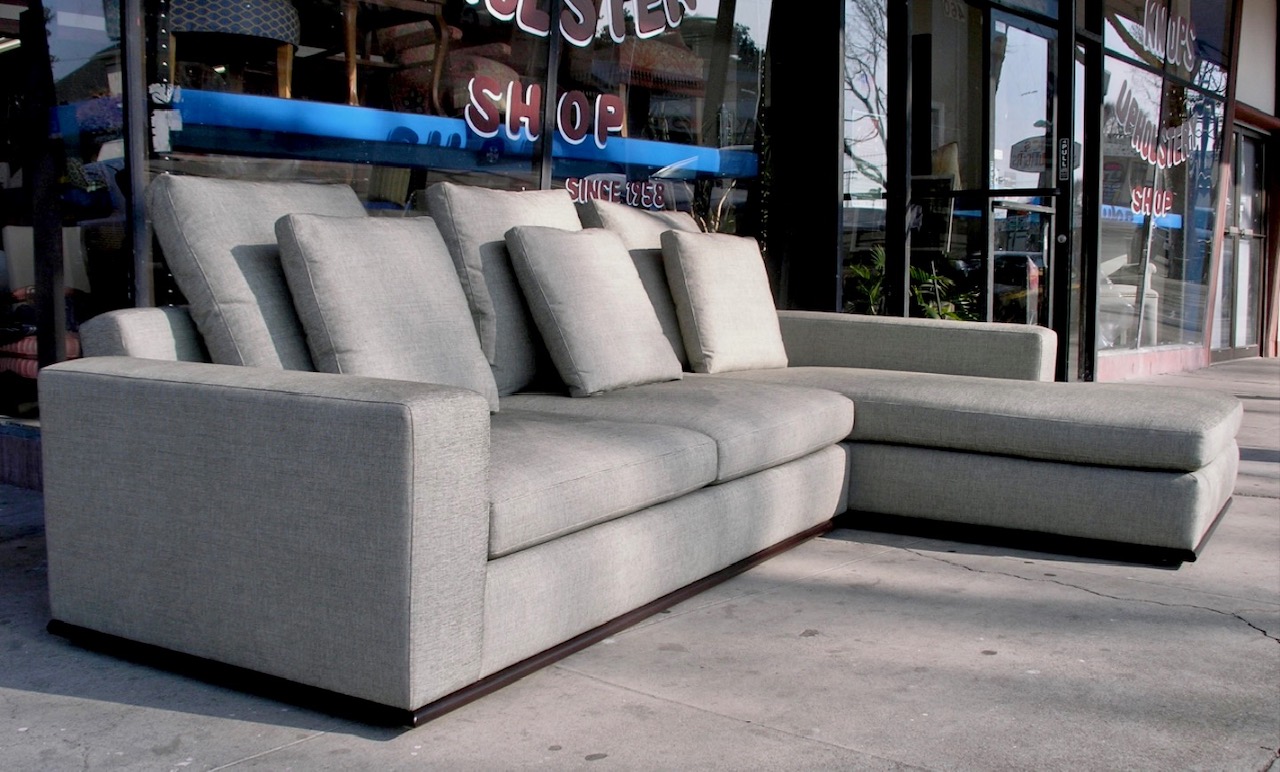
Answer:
[{"xmin": 38, "ymin": 175, "xmax": 1242, "ymax": 725}]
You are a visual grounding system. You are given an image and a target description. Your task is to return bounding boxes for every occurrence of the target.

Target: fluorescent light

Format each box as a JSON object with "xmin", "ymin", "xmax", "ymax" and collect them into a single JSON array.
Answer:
[{"xmin": 0, "ymin": 38, "xmax": 20, "ymax": 54}]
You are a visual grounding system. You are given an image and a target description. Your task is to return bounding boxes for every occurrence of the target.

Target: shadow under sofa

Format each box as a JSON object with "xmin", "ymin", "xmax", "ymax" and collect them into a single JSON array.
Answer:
[{"xmin": 37, "ymin": 176, "xmax": 1242, "ymax": 725}]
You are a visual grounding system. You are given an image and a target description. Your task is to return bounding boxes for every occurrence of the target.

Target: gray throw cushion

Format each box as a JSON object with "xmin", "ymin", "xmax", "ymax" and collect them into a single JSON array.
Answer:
[
  {"xmin": 505, "ymin": 226, "xmax": 682, "ymax": 397},
  {"xmin": 576, "ymin": 198, "xmax": 702, "ymax": 251},
  {"xmin": 660, "ymin": 230, "xmax": 788, "ymax": 374},
  {"xmin": 146, "ymin": 174, "xmax": 368, "ymax": 369},
  {"xmin": 425, "ymin": 182, "xmax": 583, "ymax": 394},
  {"xmin": 576, "ymin": 198, "xmax": 702, "ymax": 367},
  {"xmin": 276, "ymin": 214, "xmax": 499, "ymax": 411}
]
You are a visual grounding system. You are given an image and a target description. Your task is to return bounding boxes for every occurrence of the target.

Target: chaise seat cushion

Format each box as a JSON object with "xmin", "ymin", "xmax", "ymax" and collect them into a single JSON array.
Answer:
[
  {"xmin": 488, "ymin": 410, "xmax": 717, "ymax": 558},
  {"xmin": 712, "ymin": 367, "xmax": 1242, "ymax": 472},
  {"xmin": 502, "ymin": 375, "xmax": 853, "ymax": 482}
]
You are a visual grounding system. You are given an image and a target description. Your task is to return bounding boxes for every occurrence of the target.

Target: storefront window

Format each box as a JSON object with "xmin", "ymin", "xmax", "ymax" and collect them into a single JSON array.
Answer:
[
  {"xmin": 1103, "ymin": 0, "xmax": 1230, "ymax": 96},
  {"xmin": 150, "ymin": 0, "xmax": 556, "ymax": 196},
  {"xmin": 548, "ymin": 1, "xmax": 770, "ymax": 232},
  {"xmin": 1097, "ymin": 53, "xmax": 1222, "ymax": 350},
  {"xmin": 2, "ymin": 0, "xmax": 128, "ymax": 418},
  {"xmin": 146, "ymin": 0, "xmax": 769, "ymax": 228}
]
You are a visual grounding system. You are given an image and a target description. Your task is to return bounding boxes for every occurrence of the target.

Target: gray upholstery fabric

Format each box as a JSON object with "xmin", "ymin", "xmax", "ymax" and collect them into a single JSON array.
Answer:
[
  {"xmin": 844, "ymin": 441, "xmax": 1238, "ymax": 551},
  {"xmin": 480, "ymin": 444, "xmax": 849, "ymax": 675},
  {"xmin": 575, "ymin": 198, "xmax": 701, "ymax": 249},
  {"xmin": 146, "ymin": 174, "xmax": 367, "ymax": 369},
  {"xmin": 488, "ymin": 410, "xmax": 717, "ymax": 557},
  {"xmin": 276, "ymin": 214, "xmax": 499, "ymax": 411},
  {"xmin": 505, "ymin": 226, "xmax": 682, "ymax": 396},
  {"xmin": 576, "ymin": 199, "xmax": 703, "ymax": 368},
  {"xmin": 79, "ymin": 306, "xmax": 210, "ymax": 362},
  {"xmin": 660, "ymin": 230, "xmax": 788, "ymax": 373},
  {"xmin": 714, "ymin": 367, "xmax": 1242, "ymax": 471},
  {"xmin": 777, "ymin": 310, "xmax": 1057, "ymax": 381},
  {"xmin": 39, "ymin": 357, "xmax": 491, "ymax": 709},
  {"xmin": 425, "ymin": 182, "xmax": 583, "ymax": 394},
  {"xmin": 503, "ymin": 375, "xmax": 853, "ymax": 482}
]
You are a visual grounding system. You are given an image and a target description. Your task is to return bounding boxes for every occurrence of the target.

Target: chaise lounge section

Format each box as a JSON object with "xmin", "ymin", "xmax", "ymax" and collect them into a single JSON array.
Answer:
[{"xmin": 37, "ymin": 175, "xmax": 1241, "ymax": 724}]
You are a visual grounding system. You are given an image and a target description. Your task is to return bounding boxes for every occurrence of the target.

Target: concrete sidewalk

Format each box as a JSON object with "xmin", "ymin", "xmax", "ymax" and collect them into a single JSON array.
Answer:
[{"xmin": 1, "ymin": 358, "xmax": 1277, "ymax": 771}]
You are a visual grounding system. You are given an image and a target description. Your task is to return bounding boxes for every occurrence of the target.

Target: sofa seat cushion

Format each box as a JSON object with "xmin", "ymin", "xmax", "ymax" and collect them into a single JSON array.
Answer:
[
  {"xmin": 502, "ymin": 375, "xmax": 854, "ymax": 482},
  {"xmin": 488, "ymin": 410, "xmax": 717, "ymax": 558},
  {"xmin": 713, "ymin": 367, "xmax": 1242, "ymax": 472}
]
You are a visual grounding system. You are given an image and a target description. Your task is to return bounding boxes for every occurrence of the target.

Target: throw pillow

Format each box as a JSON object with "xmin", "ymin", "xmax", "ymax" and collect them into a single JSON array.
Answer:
[
  {"xmin": 146, "ymin": 174, "xmax": 368, "ymax": 370},
  {"xmin": 505, "ymin": 225, "xmax": 682, "ymax": 397},
  {"xmin": 576, "ymin": 198, "xmax": 702, "ymax": 368},
  {"xmin": 425, "ymin": 181, "xmax": 583, "ymax": 395},
  {"xmin": 660, "ymin": 230, "xmax": 788, "ymax": 374},
  {"xmin": 275, "ymin": 214, "xmax": 500, "ymax": 411}
]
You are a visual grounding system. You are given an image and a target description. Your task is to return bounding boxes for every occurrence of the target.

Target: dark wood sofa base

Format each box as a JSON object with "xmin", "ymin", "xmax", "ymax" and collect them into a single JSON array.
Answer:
[
  {"xmin": 48, "ymin": 521, "xmax": 834, "ymax": 728},
  {"xmin": 834, "ymin": 499, "xmax": 1232, "ymax": 569}
]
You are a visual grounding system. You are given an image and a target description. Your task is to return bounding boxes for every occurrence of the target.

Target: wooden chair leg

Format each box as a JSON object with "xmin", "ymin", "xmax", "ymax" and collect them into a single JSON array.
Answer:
[
  {"xmin": 277, "ymin": 43, "xmax": 293, "ymax": 98},
  {"xmin": 344, "ymin": 0, "xmax": 358, "ymax": 105},
  {"xmin": 168, "ymin": 32, "xmax": 177, "ymax": 85}
]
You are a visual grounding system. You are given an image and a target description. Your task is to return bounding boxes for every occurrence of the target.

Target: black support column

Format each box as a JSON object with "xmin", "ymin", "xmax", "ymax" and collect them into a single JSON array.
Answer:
[{"xmin": 765, "ymin": 1, "xmax": 845, "ymax": 311}]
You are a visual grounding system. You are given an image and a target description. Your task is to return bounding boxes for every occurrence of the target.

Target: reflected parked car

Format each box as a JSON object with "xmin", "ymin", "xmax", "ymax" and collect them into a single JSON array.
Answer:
[{"xmin": 993, "ymin": 251, "xmax": 1046, "ymax": 325}]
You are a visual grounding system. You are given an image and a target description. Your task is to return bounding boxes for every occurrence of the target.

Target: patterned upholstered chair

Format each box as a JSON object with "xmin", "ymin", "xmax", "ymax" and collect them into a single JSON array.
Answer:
[{"xmin": 169, "ymin": 0, "xmax": 301, "ymax": 98}]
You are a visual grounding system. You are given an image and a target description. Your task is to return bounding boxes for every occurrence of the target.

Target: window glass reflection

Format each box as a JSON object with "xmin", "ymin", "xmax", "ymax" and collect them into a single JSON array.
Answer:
[
  {"xmin": 551, "ymin": 0, "xmax": 771, "ymax": 234},
  {"xmin": 1098, "ymin": 54, "xmax": 1222, "ymax": 350}
]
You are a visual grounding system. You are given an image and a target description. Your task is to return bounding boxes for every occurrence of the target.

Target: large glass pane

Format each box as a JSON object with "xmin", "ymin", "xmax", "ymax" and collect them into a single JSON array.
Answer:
[
  {"xmin": 1147, "ymin": 79, "xmax": 1220, "ymax": 346},
  {"xmin": 549, "ymin": 0, "xmax": 771, "ymax": 235},
  {"xmin": 2, "ymin": 0, "xmax": 128, "ymax": 418},
  {"xmin": 992, "ymin": 12, "xmax": 1053, "ymax": 190},
  {"xmin": 993, "ymin": 198, "xmax": 1050, "ymax": 326},
  {"xmin": 1239, "ymin": 134, "xmax": 1264, "ymax": 234},
  {"xmin": 1098, "ymin": 53, "xmax": 1222, "ymax": 350},
  {"xmin": 899, "ymin": 0, "xmax": 984, "ymax": 321},
  {"xmin": 1235, "ymin": 237, "xmax": 1257, "ymax": 347},
  {"xmin": 841, "ymin": 0, "xmax": 889, "ymax": 313},
  {"xmin": 152, "ymin": 0, "xmax": 557, "ymax": 194},
  {"xmin": 1103, "ymin": 0, "xmax": 1229, "ymax": 95},
  {"xmin": 1212, "ymin": 235, "xmax": 1232, "ymax": 349},
  {"xmin": 917, "ymin": 0, "xmax": 984, "ymax": 194}
]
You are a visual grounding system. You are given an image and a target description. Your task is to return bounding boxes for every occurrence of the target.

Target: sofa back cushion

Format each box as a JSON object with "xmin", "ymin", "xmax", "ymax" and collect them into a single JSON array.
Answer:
[
  {"xmin": 276, "ymin": 214, "xmax": 500, "ymax": 411},
  {"xmin": 426, "ymin": 182, "xmax": 582, "ymax": 395},
  {"xmin": 576, "ymin": 199, "xmax": 702, "ymax": 368},
  {"xmin": 660, "ymin": 230, "xmax": 788, "ymax": 374},
  {"xmin": 505, "ymin": 225, "xmax": 682, "ymax": 397},
  {"xmin": 146, "ymin": 174, "xmax": 367, "ymax": 369}
]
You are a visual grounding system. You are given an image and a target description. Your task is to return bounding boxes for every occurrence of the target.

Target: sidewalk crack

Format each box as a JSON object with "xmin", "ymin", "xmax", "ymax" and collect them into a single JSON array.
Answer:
[{"xmin": 906, "ymin": 549, "xmax": 1280, "ymax": 644}]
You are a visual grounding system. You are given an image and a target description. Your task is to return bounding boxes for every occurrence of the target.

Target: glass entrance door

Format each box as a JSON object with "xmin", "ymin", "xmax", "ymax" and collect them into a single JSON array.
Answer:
[{"xmin": 905, "ymin": 1, "xmax": 1061, "ymax": 323}]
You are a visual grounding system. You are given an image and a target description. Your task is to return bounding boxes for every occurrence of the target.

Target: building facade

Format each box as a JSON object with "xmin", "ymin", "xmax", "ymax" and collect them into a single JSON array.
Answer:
[{"xmin": 0, "ymin": 0, "xmax": 1276, "ymax": 429}]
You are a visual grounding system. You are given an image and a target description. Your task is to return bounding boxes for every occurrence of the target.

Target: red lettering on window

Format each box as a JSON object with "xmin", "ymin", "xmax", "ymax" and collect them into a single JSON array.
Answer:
[
  {"xmin": 464, "ymin": 76, "xmax": 503, "ymax": 137},
  {"xmin": 594, "ymin": 94, "xmax": 625, "ymax": 148},
  {"xmin": 557, "ymin": 91, "xmax": 591, "ymax": 145},
  {"xmin": 506, "ymin": 81, "xmax": 542, "ymax": 140}
]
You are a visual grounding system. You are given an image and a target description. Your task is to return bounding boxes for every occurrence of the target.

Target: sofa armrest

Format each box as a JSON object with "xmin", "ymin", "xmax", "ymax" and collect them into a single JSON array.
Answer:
[
  {"xmin": 79, "ymin": 306, "xmax": 209, "ymax": 362},
  {"xmin": 778, "ymin": 310, "xmax": 1057, "ymax": 381},
  {"xmin": 39, "ymin": 357, "xmax": 491, "ymax": 710}
]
